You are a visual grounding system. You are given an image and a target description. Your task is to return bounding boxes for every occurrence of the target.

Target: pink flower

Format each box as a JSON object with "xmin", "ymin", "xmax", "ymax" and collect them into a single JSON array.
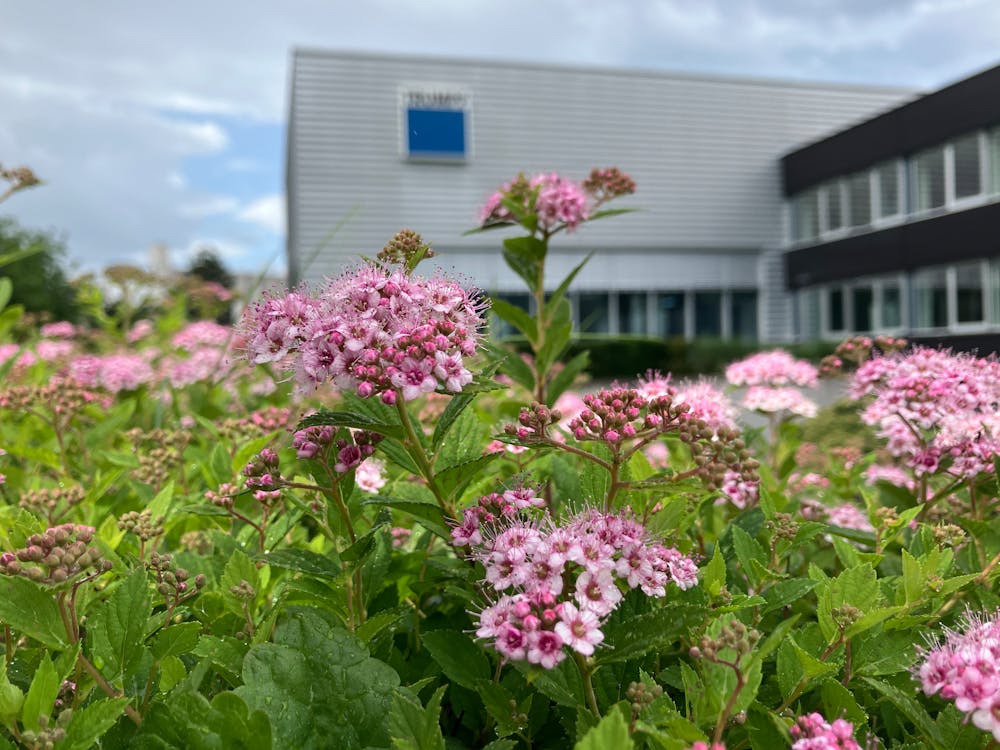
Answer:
[
  {"xmin": 742, "ymin": 386, "xmax": 818, "ymax": 418},
  {"xmin": 526, "ymin": 629, "xmax": 565, "ymax": 668},
  {"xmin": 726, "ymin": 350, "xmax": 818, "ymax": 388},
  {"xmin": 40, "ymin": 321, "xmax": 76, "ymax": 338},
  {"xmin": 554, "ymin": 602, "xmax": 604, "ymax": 656},
  {"xmin": 355, "ymin": 459, "xmax": 386, "ymax": 493}
]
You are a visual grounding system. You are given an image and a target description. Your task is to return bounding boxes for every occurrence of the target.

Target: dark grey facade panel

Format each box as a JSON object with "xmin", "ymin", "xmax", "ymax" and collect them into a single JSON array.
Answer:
[
  {"xmin": 782, "ymin": 63, "xmax": 1000, "ymax": 195},
  {"xmin": 785, "ymin": 201, "xmax": 1000, "ymax": 288}
]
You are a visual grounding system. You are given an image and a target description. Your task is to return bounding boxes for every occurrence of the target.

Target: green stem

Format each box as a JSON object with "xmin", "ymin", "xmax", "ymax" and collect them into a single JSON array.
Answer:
[
  {"xmin": 394, "ymin": 392, "xmax": 453, "ymax": 518},
  {"xmin": 576, "ymin": 653, "xmax": 601, "ymax": 717}
]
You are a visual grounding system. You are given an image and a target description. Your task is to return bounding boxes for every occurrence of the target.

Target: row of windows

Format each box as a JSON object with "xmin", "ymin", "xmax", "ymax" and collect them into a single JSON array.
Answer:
[
  {"xmin": 790, "ymin": 128, "xmax": 1000, "ymax": 244},
  {"xmin": 796, "ymin": 259, "xmax": 1000, "ymax": 339},
  {"xmin": 492, "ymin": 290, "xmax": 759, "ymax": 340}
]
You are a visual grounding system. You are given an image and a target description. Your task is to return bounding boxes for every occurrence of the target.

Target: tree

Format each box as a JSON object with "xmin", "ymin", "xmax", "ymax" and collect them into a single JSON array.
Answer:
[
  {"xmin": 186, "ymin": 247, "xmax": 234, "ymax": 289},
  {"xmin": 0, "ymin": 217, "xmax": 79, "ymax": 322},
  {"xmin": 184, "ymin": 247, "xmax": 235, "ymax": 323}
]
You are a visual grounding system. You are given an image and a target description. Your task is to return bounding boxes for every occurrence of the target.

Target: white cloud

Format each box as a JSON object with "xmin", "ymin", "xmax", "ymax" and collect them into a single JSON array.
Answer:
[
  {"xmin": 177, "ymin": 195, "xmax": 240, "ymax": 218},
  {"xmin": 238, "ymin": 194, "xmax": 285, "ymax": 235}
]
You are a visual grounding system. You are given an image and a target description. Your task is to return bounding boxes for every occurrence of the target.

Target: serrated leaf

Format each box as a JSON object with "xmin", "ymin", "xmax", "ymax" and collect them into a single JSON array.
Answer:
[
  {"xmin": 363, "ymin": 496, "xmax": 450, "ymax": 539},
  {"xmin": 21, "ymin": 652, "xmax": 58, "ymax": 732},
  {"xmin": 861, "ymin": 676, "xmax": 943, "ymax": 746},
  {"xmin": 702, "ymin": 545, "xmax": 726, "ymax": 597},
  {"xmin": 434, "ymin": 407, "xmax": 487, "ymax": 472},
  {"xmin": 62, "ymin": 698, "xmax": 129, "ymax": 750},
  {"xmin": 536, "ymin": 298, "xmax": 572, "ymax": 374},
  {"xmin": 500, "ymin": 348, "xmax": 536, "ymax": 391},
  {"xmin": 515, "ymin": 658, "xmax": 584, "ymax": 708},
  {"xmin": 575, "ymin": 706, "xmax": 633, "ymax": 749},
  {"xmin": 298, "ymin": 409, "xmax": 405, "ymax": 440},
  {"xmin": 0, "ymin": 575, "xmax": 70, "ymax": 649},
  {"xmin": 432, "ymin": 392, "xmax": 475, "ymax": 451},
  {"xmin": 86, "ymin": 568, "xmax": 151, "ymax": 683},
  {"xmin": 135, "ymin": 685, "xmax": 271, "ymax": 750},
  {"xmin": 597, "ymin": 606, "xmax": 701, "ymax": 665},
  {"xmin": 236, "ymin": 608, "xmax": 399, "ymax": 750},
  {"xmin": 388, "ymin": 686, "xmax": 446, "ymax": 750},
  {"xmin": 476, "ymin": 682, "xmax": 524, "ymax": 739},
  {"xmin": 152, "ymin": 622, "xmax": 202, "ymax": 660},
  {"xmin": 193, "ymin": 635, "xmax": 248, "ymax": 686},
  {"xmin": 731, "ymin": 526, "xmax": 768, "ymax": 588},
  {"xmin": 436, "ymin": 453, "xmax": 500, "ymax": 501},
  {"xmin": 422, "ymin": 630, "xmax": 490, "ymax": 690},
  {"xmin": 257, "ymin": 548, "xmax": 342, "ymax": 579},
  {"xmin": 763, "ymin": 578, "xmax": 818, "ymax": 614},
  {"xmin": 546, "ymin": 252, "xmax": 594, "ymax": 320}
]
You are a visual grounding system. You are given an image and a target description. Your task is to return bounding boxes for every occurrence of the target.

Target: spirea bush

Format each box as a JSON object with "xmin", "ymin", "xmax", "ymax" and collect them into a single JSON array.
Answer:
[{"xmin": 2, "ymin": 172, "xmax": 1000, "ymax": 750}]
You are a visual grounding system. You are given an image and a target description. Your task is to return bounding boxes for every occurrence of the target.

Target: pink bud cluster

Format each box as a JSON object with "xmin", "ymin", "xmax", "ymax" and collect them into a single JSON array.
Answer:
[
  {"xmin": 851, "ymin": 347, "xmax": 1000, "ymax": 479},
  {"xmin": 673, "ymin": 380, "xmax": 739, "ymax": 434},
  {"xmin": 0, "ymin": 524, "xmax": 111, "ymax": 585},
  {"xmin": 460, "ymin": 503, "xmax": 698, "ymax": 668},
  {"xmin": 451, "ymin": 487, "xmax": 547, "ymax": 547},
  {"xmin": 241, "ymin": 263, "xmax": 486, "ymax": 403},
  {"xmin": 243, "ymin": 448, "xmax": 282, "ymax": 502},
  {"xmin": 789, "ymin": 712, "xmax": 864, "ymax": 750},
  {"xmin": 917, "ymin": 610, "xmax": 1000, "ymax": 741}
]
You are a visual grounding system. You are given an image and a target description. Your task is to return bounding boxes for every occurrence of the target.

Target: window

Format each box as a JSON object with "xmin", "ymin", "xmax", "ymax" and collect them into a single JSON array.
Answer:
[
  {"xmin": 827, "ymin": 288, "xmax": 845, "ymax": 333},
  {"xmin": 913, "ymin": 268, "xmax": 948, "ymax": 329},
  {"xmin": 876, "ymin": 161, "xmax": 900, "ymax": 219},
  {"xmin": 618, "ymin": 293, "xmax": 647, "ymax": 334},
  {"xmin": 880, "ymin": 281, "xmax": 903, "ymax": 329},
  {"xmin": 577, "ymin": 293, "xmax": 609, "ymax": 333},
  {"xmin": 798, "ymin": 289, "xmax": 821, "ymax": 341},
  {"xmin": 694, "ymin": 292, "xmax": 722, "ymax": 337},
  {"xmin": 953, "ymin": 133, "xmax": 983, "ymax": 200},
  {"xmin": 730, "ymin": 291, "xmax": 758, "ymax": 341},
  {"xmin": 793, "ymin": 190, "xmax": 820, "ymax": 242},
  {"xmin": 823, "ymin": 182, "xmax": 844, "ymax": 233},
  {"xmin": 656, "ymin": 293, "xmax": 685, "ymax": 337},
  {"xmin": 955, "ymin": 262, "xmax": 985, "ymax": 324},
  {"xmin": 847, "ymin": 172, "xmax": 871, "ymax": 227},
  {"xmin": 851, "ymin": 286, "xmax": 874, "ymax": 332},
  {"xmin": 989, "ymin": 128, "xmax": 1000, "ymax": 195},
  {"xmin": 913, "ymin": 147, "xmax": 946, "ymax": 212}
]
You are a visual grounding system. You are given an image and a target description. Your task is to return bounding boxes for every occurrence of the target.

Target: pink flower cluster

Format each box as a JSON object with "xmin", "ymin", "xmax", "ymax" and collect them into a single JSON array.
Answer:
[
  {"xmin": 69, "ymin": 353, "xmax": 157, "ymax": 393},
  {"xmin": 479, "ymin": 173, "xmax": 590, "ymax": 232},
  {"xmin": 40, "ymin": 321, "xmax": 76, "ymax": 339},
  {"xmin": 852, "ymin": 347, "xmax": 1000, "ymax": 479},
  {"xmin": 917, "ymin": 610, "xmax": 1000, "ymax": 741},
  {"xmin": 790, "ymin": 712, "xmax": 863, "ymax": 750},
  {"xmin": 725, "ymin": 350, "xmax": 819, "ymax": 388},
  {"xmin": 863, "ymin": 463, "xmax": 915, "ymax": 491},
  {"xmin": 241, "ymin": 265, "xmax": 486, "ymax": 403},
  {"xmin": 742, "ymin": 386, "xmax": 818, "ymax": 418},
  {"xmin": 673, "ymin": 380, "xmax": 738, "ymax": 434},
  {"xmin": 459, "ymin": 500, "xmax": 698, "ymax": 668},
  {"xmin": 171, "ymin": 321, "xmax": 231, "ymax": 350}
]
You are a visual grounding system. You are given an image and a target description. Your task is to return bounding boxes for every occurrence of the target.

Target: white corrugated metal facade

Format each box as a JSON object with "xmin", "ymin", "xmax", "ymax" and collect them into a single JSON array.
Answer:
[{"xmin": 287, "ymin": 49, "xmax": 913, "ymax": 342}]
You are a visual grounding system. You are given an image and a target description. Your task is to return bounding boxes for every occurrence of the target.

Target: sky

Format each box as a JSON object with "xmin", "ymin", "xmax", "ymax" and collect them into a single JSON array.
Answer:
[{"xmin": 2, "ymin": 0, "xmax": 999, "ymax": 280}]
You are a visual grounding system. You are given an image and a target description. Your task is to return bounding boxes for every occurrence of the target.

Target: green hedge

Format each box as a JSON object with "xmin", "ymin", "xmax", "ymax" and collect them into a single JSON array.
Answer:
[{"xmin": 504, "ymin": 335, "xmax": 836, "ymax": 380}]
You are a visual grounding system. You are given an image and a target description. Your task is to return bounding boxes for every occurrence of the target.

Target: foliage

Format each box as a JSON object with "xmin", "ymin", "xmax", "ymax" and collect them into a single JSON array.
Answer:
[
  {"xmin": 0, "ymin": 217, "xmax": 79, "ymax": 324},
  {"xmin": 1, "ymin": 181, "xmax": 999, "ymax": 750}
]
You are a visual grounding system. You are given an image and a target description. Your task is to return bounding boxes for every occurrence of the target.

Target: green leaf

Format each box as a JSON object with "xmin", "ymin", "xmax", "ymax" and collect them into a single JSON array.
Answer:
[
  {"xmin": 298, "ymin": 409, "xmax": 405, "ymax": 440},
  {"xmin": 257, "ymin": 548, "xmax": 342, "ymax": 579},
  {"xmin": 491, "ymin": 296, "xmax": 537, "ymax": 343},
  {"xmin": 515, "ymin": 658, "xmax": 584, "ymax": 708},
  {"xmin": 363, "ymin": 496, "xmax": 450, "ymax": 539},
  {"xmin": 820, "ymin": 679, "xmax": 868, "ymax": 731},
  {"xmin": 0, "ymin": 575, "xmax": 70, "ymax": 649},
  {"xmin": 152, "ymin": 622, "xmax": 202, "ymax": 660},
  {"xmin": 21, "ymin": 652, "xmax": 58, "ymax": 732},
  {"xmin": 192, "ymin": 636, "xmax": 248, "ymax": 686},
  {"xmin": 861, "ymin": 676, "xmax": 943, "ymax": 747},
  {"xmin": 901, "ymin": 549, "xmax": 923, "ymax": 605},
  {"xmin": 62, "ymin": 698, "xmax": 129, "ymax": 750},
  {"xmin": 501, "ymin": 236, "xmax": 546, "ymax": 290},
  {"xmin": 434, "ymin": 406, "xmax": 487, "ymax": 473},
  {"xmin": 0, "ymin": 659, "xmax": 23, "ymax": 728},
  {"xmin": 731, "ymin": 526, "xmax": 768, "ymax": 588},
  {"xmin": 546, "ymin": 350, "xmax": 590, "ymax": 406},
  {"xmin": 236, "ymin": 608, "xmax": 399, "ymax": 750},
  {"xmin": 436, "ymin": 453, "xmax": 500, "ymax": 501},
  {"xmin": 388, "ymin": 686, "xmax": 446, "ymax": 750},
  {"xmin": 762, "ymin": 578, "xmax": 818, "ymax": 614},
  {"xmin": 86, "ymin": 567, "xmax": 152, "ymax": 683},
  {"xmin": 546, "ymin": 251, "xmax": 594, "ymax": 319},
  {"xmin": 500, "ymin": 348, "xmax": 536, "ymax": 391},
  {"xmin": 0, "ymin": 277, "xmax": 11, "ymax": 310},
  {"xmin": 422, "ymin": 630, "xmax": 490, "ymax": 690},
  {"xmin": 597, "ymin": 606, "xmax": 701, "ymax": 665},
  {"xmin": 536, "ymin": 298, "xmax": 572, "ymax": 375},
  {"xmin": 816, "ymin": 564, "xmax": 880, "ymax": 643},
  {"xmin": 159, "ymin": 656, "xmax": 187, "ymax": 693},
  {"xmin": 135, "ymin": 685, "xmax": 271, "ymax": 750},
  {"xmin": 477, "ymin": 682, "xmax": 527, "ymax": 739},
  {"xmin": 208, "ymin": 442, "xmax": 231, "ymax": 486},
  {"xmin": 432, "ymin": 393, "xmax": 475, "ymax": 451},
  {"xmin": 702, "ymin": 546, "xmax": 726, "ymax": 597},
  {"xmin": 587, "ymin": 207, "xmax": 640, "ymax": 222},
  {"xmin": 575, "ymin": 706, "xmax": 633, "ymax": 750}
]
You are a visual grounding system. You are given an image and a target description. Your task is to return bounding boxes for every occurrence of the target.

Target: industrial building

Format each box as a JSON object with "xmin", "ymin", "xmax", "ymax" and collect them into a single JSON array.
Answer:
[{"xmin": 286, "ymin": 50, "xmax": 1000, "ymax": 344}]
